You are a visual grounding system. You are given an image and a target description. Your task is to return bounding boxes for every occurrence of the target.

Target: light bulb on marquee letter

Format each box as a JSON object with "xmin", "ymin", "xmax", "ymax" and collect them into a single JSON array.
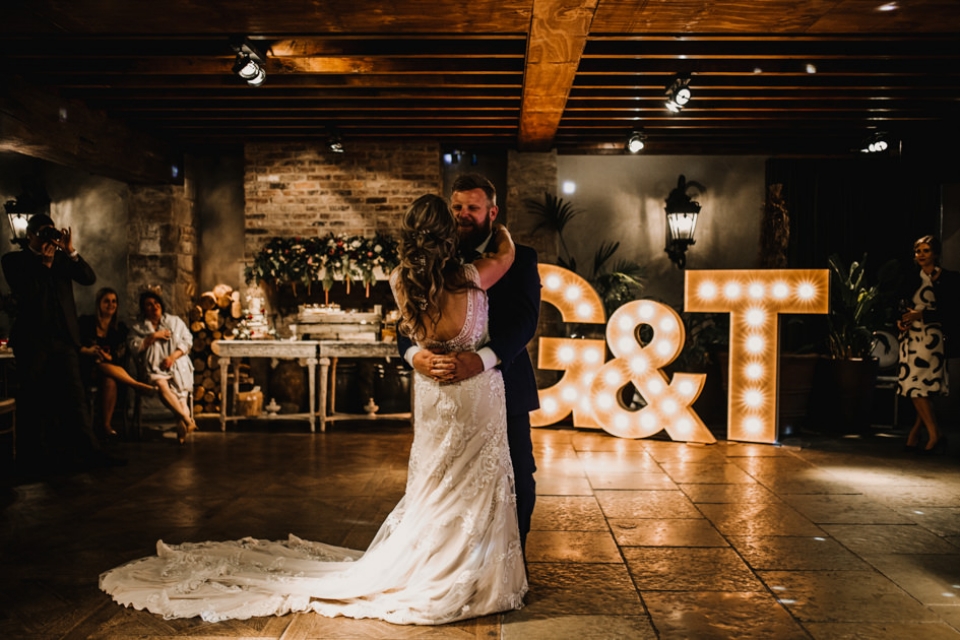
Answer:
[
  {"xmin": 684, "ymin": 270, "xmax": 829, "ymax": 444},
  {"xmin": 530, "ymin": 265, "xmax": 606, "ymax": 427},
  {"xmin": 589, "ymin": 300, "xmax": 715, "ymax": 443}
]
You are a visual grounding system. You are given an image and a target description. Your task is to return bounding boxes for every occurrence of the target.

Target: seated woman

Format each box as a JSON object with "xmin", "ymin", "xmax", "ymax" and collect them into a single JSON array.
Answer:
[
  {"xmin": 79, "ymin": 287, "xmax": 157, "ymax": 439},
  {"xmin": 129, "ymin": 291, "xmax": 197, "ymax": 444}
]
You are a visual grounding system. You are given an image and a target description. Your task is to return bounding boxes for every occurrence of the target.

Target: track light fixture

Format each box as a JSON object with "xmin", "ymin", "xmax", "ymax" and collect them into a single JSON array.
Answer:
[
  {"xmin": 327, "ymin": 128, "xmax": 344, "ymax": 153},
  {"xmin": 230, "ymin": 38, "xmax": 267, "ymax": 87},
  {"xmin": 860, "ymin": 131, "xmax": 890, "ymax": 153},
  {"xmin": 665, "ymin": 73, "xmax": 692, "ymax": 113},
  {"xmin": 626, "ymin": 130, "xmax": 646, "ymax": 153}
]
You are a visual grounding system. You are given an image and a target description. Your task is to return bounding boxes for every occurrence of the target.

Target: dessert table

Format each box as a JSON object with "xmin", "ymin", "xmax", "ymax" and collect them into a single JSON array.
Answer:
[
  {"xmin": 210, "ymin": 339, "xmax": 411, "ymax": 433},
  {"xmin": 211, "ymin": 339, "xmax": 320, "ymax": 432}
]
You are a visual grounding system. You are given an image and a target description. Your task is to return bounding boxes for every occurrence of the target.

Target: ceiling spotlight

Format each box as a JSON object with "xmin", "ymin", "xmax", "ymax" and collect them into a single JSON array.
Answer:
[
  {"xmin": 665, "ymin": 73, "xmax": 692, "ymax": 113},
  {"xmin": 328, "ymin": 129, "xmax": 344, "ymax": 153},
  {"xmin": 861, "ymin": 131, "xmax": 890, "ymax": 153},
  {"xmin": 230, "ymin": 38, "xmax": 267, "ymax": 87},
  {"xmin": 626, "ymin": 130, "xmax": 646, "ymax": 153}
]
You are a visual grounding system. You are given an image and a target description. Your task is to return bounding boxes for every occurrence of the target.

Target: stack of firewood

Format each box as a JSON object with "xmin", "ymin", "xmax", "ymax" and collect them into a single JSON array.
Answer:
[{"xmin": 189, "ymin": 284, "xmax": 253, "ymax": 415}]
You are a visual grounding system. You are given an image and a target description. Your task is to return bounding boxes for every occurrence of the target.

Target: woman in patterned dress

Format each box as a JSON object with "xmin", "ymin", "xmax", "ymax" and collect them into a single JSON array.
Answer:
[{"xmin": 897, "ymin": 235, "xmax": 960, "ymax": 454}]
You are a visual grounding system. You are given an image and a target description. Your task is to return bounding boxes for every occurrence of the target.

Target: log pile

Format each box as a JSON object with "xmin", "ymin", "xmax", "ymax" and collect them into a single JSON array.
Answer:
[{"xmin": 189, "ymin": 283, "xmax": 253, "ymax": 415}]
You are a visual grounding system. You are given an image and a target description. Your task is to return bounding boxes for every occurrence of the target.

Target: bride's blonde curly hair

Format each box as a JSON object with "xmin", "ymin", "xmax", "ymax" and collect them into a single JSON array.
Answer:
[{"xmin": 395, "ymin": 194, "xmax": 475, "ymax": 341}]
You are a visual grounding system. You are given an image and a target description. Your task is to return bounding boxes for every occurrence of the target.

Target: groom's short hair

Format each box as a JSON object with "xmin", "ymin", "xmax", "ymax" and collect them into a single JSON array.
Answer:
[{"xmin": 452, "ymin": 173, "xmax": 496, "ymax": 207}]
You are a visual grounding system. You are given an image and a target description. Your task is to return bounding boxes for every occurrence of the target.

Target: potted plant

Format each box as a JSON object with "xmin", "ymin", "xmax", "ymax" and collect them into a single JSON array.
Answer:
[
  {"xmin": 814, "ymin": 252, "xmax": 901, "ymax": 433},
  {"xmin": 526, "ymin": 192, "xmax": 646, "ymax": 320}
]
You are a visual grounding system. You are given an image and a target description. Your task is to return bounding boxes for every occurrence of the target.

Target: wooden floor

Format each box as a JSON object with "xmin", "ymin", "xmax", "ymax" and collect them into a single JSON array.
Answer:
[{"xmin": 2, "ymin": 418, "xmax": 960, "ymax": 639}]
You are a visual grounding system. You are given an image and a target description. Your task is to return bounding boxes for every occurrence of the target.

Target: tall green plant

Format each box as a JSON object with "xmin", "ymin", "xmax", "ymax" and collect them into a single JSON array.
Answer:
[
  {"xmin": 525, "ymin": 193, "xmax": 581, "ymax": 271},
  {"xmin": 826, "ymin": 253, "xmax": 899, "ymax": 359},
  {"xmin": 525, "ymin": 193, "xmax": 645, "ymax": 317}
]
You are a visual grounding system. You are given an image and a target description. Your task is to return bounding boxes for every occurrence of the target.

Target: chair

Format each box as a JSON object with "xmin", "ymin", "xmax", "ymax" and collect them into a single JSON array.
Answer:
[
  {"xmin": 0, "ymin": 397, "xmax": 16, "ymax": 459},
  {"xmin": 872, "ymin": 330, "xmax": 900, "ymax": 427}
]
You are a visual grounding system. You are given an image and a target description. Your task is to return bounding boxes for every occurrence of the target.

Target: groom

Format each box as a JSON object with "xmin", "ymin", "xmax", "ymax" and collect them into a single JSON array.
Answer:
[{"xmin": 399, "ymin": 173, "xmax": 541, "ymax": 551}]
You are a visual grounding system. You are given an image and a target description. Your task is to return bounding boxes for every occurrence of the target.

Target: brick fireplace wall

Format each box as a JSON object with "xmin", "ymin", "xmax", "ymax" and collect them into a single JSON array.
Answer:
[{"xmin": 242, "ymin": 141, "xmax": 442, "ymax": 259}]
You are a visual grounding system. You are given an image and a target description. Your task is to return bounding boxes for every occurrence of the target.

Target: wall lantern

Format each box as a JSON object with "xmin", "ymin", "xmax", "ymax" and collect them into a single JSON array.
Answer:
[
  {"xmin": 5, "ymin": 203, "xmax": 31, "ymax": 247},
  {"xmin": 4, "ymin": 178, "xmax": 49, "ymax": 247},
  {"xmin": 664, "ymin": 174, "xmax": 704, "ymax": 269}
]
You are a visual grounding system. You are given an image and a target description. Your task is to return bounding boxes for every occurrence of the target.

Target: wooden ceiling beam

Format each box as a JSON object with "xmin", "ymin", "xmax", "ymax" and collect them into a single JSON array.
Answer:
[
  {"xmin": 518, "ymin": 0, "xmax": 598, "ymax": 151},
  {"xmin": 0, "ymin": 77, "xmax": 180, "ymax": 184}
]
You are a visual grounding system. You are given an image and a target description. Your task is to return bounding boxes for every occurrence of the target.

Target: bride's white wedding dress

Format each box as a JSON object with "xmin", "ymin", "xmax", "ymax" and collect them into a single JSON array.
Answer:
[{"xmin": 99, "ymin": 265, "xmax": 527, "ymax": 624}]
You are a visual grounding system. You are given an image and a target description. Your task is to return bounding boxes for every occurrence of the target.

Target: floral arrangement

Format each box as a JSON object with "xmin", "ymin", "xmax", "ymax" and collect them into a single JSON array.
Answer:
[{"xmin": 244, "ymin": 232, "xmax": 399, "ymax": 296}]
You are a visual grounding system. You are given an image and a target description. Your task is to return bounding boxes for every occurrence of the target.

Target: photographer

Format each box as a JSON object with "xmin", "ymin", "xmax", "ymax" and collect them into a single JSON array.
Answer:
[{"xmin": 1, "ymin": 214, "xmax": 123, "ymax": 475}]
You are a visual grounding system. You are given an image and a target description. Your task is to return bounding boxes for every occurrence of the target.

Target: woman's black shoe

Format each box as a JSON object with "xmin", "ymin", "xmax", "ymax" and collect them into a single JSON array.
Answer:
[{"xmin": 918, "ymin": 436, "xmax": 948, "ymax": 456}]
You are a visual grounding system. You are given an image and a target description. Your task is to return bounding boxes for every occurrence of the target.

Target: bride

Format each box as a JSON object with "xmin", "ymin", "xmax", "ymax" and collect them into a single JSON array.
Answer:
[{"xmin": 99, "ymin": 194, "xmax": 527, "ymax": 625}]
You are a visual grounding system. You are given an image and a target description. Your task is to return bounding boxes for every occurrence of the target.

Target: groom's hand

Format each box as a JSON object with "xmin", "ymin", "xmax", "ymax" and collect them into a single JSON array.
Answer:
[
  {"xmin": 412, "ymin": 349, "xmax": 484, "ymax": 384},
  {"xmin": 442, "ymin": 352, "xmax": 483, "ymax": 384}
]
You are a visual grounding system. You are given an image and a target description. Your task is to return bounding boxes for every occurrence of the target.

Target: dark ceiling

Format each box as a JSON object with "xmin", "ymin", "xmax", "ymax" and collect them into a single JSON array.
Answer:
[{"xmin": 2, "ymin": 0, "xmax": 960, "ymax": 163}]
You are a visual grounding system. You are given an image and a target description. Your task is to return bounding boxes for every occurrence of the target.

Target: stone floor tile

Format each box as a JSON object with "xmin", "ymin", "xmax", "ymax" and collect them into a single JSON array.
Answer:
[
  {"xmin": 642, "ymin": 591, "xmax": 810, "ymax": 640},
  {"xmin": 821, "ymin": 523, "xmax": 958, "ymax": 555},
  {"xmin": 623, "ymin": 547, "xmax": 763, "ymax": 591},
  {"xmin": 699, "ymin": 502, "xmax": 824, "ymax": 537},
  {"xmin": 730, "ymin": 454, "xmax": 817, "ymax": 476},
  {"xmin": 520, "ymin": 562, "xmax": 644, "ymax": 616},
  {"xmin": 781, "ymin": 494, "xmax": 916, "ymax": 525},
  {"xmin": 533, "ymin": 456, "xmax": 588, "ymax": 476},
  {"xmin": 282, "ymin": 610, "xmax": 499, "ymax": 638},
  {"xmin": 895, "ymin": 506, "xmax": 960, "ymax": 537},
  {"xmin": 859, "ymin": 553, "xmax": 960, "ymax": 606},
  {"xmin": 571, "ymin": 432, "xmax": 652, "ymax": 453},
  {"xmin": 502, "ymin": 615, "xmax": 657, "ymax": 640},
  {"xmin": 727, "ymin": 535, "xmax": 872, "ymax": 571},
  {"xmin": 587, "ymin": 471, "xmax": 677, "ymax": 491},
  {"xmin": 758, "ymin": 570, "xmax": 940, "ymax": 623},
  {"xmin": 531, "ymin": 427, "xmax": 576, "ymax": 445},
  {"xmin": 530, "ymin": 496, "xmax": 608, "ymax": 530},
  {"xmin": 534, "ymin": 473, "xmax": 594, "ymax": 496},
  {"xmin": 929, "ymin": 605, "xmax": 960, "ymax": 632},
  {"xmin": 595, "ymin": 489, "xmax": 701, "ymax": 519},
  {"xmin": 525, "ymin": 530, "xmax": 622, "ymax": 563},
  {"xmin": 756, "ymin": 476, "xmax": 859, "ymax": 495},
  {"xmin": 610, "ymin": 518, "xmax": 727, "ymax": 547},
  {"xmin": 803, "ymin": 621, "xmax": 960, "ymax": 639},
  {"xmin": 721, "ymin": 442, "xmax": 797, "ymax": 458},
  {"xmin": 658, "ymin": 461, "xmax": 756, "ymax": 484},
  {"xmin": 863, "ymin": 485, "xmax": 960, "ymax": 509},
  {"xmin": 643, "ymin": 441, "xmax": 729, "ymax": 464},
  {"xmin": 679, "ymin": 482, "xmax": 781, "ymax": 504},
  {"xmin": 576, "ymin": 450, "xmax": 660, "ymax": 474}
]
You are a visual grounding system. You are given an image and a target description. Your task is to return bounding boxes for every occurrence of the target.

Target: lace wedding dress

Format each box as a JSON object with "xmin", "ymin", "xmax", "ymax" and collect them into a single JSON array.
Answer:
[{"xmin": 99, "ymin": 264, "xmax": 527, "ymax": 624}]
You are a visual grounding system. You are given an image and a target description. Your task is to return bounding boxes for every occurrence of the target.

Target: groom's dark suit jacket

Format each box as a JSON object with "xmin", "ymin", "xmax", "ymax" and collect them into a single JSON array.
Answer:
[{"xmin": 397, "ymin": 243, "xmax": 541, "ymax": 416}]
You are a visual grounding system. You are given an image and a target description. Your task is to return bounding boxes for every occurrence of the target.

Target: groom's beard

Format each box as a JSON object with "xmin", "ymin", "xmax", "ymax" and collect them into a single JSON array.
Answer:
[{"xmin": 457, "ymin": 219, "xmax": 493, "ymax": 257}]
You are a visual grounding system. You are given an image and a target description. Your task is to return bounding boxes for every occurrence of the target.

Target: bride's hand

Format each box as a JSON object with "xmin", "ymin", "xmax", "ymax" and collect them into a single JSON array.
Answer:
[{"xmin": 412, "ymin": 349, "xmax": 454, "ymax": 382}]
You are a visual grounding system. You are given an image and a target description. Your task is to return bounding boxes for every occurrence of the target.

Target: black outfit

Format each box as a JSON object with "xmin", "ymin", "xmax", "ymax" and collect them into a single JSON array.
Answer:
[
  {"xmin": 1, "ymin": 247, "xmax": 101, "ymax": 472},
  {"xmin": 77, "ymin": 314, "xmax": 132, "ymax": 387},
  {"xmin": 398, "ymin": 243, "xmax": 542, "ymax": 548}
]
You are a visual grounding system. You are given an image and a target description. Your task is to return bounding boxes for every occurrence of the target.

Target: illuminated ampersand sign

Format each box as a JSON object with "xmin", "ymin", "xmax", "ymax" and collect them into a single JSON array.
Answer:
[
  {"xmin": 589, "ymin": 300, "xmax": 715, "ymax": 443},
  {"xmin": 684, "ymin": 269, "xmax": 829, "ymax": 444},
  {"xmin": 530, "ymin": 264, "xmax": 607, "ymax": 428}
]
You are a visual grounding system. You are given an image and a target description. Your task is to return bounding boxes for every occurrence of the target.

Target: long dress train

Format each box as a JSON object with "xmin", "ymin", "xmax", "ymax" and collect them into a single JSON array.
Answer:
[{"xmin": 99, "ymin": 265, "xmax": 527, "ymax": 624}]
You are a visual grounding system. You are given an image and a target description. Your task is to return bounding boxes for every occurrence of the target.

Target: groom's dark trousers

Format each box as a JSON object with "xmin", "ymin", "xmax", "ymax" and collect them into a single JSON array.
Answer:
[{"xmin": 398, "ymin": 244, "xmax": 541, "ymax": 550}]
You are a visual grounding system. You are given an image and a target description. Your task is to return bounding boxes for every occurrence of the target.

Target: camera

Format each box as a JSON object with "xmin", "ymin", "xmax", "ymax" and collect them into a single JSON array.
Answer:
[{"xmin": 37, "ymin": 226, "xmax": 63, "ymax": 243}]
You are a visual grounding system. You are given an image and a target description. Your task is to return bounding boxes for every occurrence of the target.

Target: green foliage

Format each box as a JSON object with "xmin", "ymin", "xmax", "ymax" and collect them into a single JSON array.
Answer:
[
  {"xmin": 826, "ymin": 252, "xmax": 900, "ymax": 359},
  {"xmin": 526, "ymin": 192, "xmax": 645, "ymax": 318},
  {"xmin": 668, "ymin": 310, "xmax": 731, "ymax": 373},
  {"xmin": 244, "ymin": 232, "xmax": 399, "ymax": 291}
]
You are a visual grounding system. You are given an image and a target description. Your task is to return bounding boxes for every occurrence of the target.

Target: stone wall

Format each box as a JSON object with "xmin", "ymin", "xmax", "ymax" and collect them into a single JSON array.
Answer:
[
  {"xmin": 242, "ymin": 142, "xmax": 442, "ymax": 259},
  {"xmin": 127, "ymin": 183, "xmax": 198, "ymax": 316}
]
